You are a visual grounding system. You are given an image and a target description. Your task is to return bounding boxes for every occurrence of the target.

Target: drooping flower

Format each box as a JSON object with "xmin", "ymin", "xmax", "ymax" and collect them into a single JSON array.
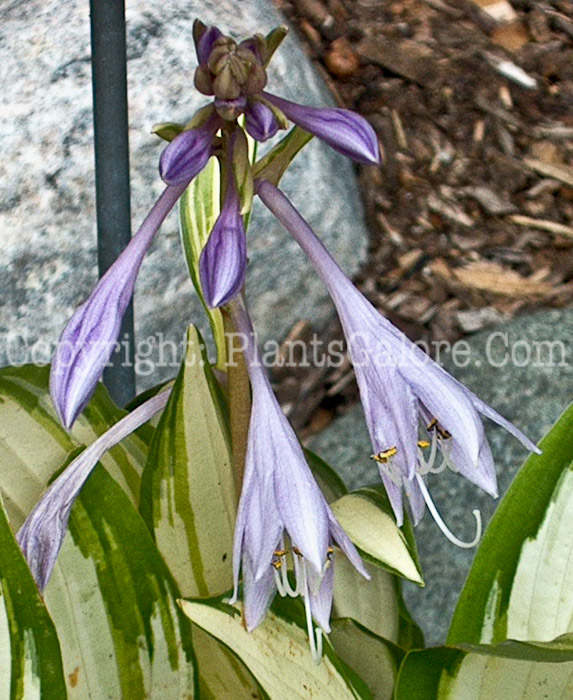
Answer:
[
  {"xmin": 257, "ymin": 180, "xmax": 541, "ymax": 546},
  {"xmin": 199, "ymin": 133, "xmax": 247, "ymax": 308},
  {"xmin": 228, "ymin": 297, "xmax": 368, "ymax": 660},
  {"xmin": 18, "ymin": 389, "xmax": 171, "ymax": 591}
]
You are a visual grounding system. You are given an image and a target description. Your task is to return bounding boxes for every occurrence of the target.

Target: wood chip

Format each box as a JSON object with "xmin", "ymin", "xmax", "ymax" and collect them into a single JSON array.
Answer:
[
  {"xmin": 510, "ymin": 214, "xmax": 573, "ymax": 238},
  {"xmin": 452, "ymin": 260, "xmax": 556, "ymax": 298},
  {"xmin": 427, "ymin": 192, "xmax": 474, "ymax": 227},
  {"xmin": 356, "ymin": 37, "xmax": 439, "ymax": 87},
  {"xmin": 461, "ymin": 185, "xmax": 517, "ymax": 214},
  {"xmin": 456, "ymin": 307, "xmax": 509, "ymax": 332},
  {"xmin": 523, "ymin": 158, "xmax": 573, "ymax": 187}
]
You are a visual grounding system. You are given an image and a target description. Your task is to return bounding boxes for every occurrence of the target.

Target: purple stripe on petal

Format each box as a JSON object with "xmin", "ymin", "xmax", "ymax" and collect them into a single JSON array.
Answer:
[
  {"xmin": 263, "ymin": 92, "xmax": 380, "ymax": 165},
  {"xmin": 50, "ymin": 186, "xmax": 185, "ymax": 429},
  {"xmin": 18, "ymin": 389, "xmax": 171, "ymax": 591},
  {"xmin": 245, "ymin": 102, "xmax": 279, "ymax": 142},
  {"xmin": 159, "ymin": 114, "xmax": 220, "ymax": 186}
]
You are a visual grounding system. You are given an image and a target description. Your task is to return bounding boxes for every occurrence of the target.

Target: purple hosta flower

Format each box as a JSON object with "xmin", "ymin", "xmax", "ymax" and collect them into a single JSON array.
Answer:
[
  {"xmin": 159, "ymin": 111, "xmax": 221, "ymax": 186},
  {"xmin": 199, "ymin": 134, "xmax": 247, "ymax": 308},
  {"xmin": 18, "ymin": 389, "xmax": 171, "ymax": 591},
  {"xmin": 51, "ymin": 186, "xmax": 186, "ymax": 429},
  {"xmin": 244, "ymin": 102, "xmax": 279, "ymax": 142},
  {"xmin": 228, "ymin": 298, "xmax": 368, "ymax": 661},
  {"xmin": 257, "ymin": 180, "xmax": 541, "ymax": 547},
  {"xmin": 263, "ymin": 92, "xmax": 380, "ymax": 165}
]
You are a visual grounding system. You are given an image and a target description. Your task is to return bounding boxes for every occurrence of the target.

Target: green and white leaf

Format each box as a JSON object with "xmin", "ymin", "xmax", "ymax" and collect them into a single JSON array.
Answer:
[
  {"xmin": 44, "ymin": 466, "xmax": 196, "ymax": 699},
  {"xmin": 180, "ymin": 598, "xmax": 374, "ymax": 699},
  {"xmin": 330, "ymin": 619, "xmax": 402, "ymax": 700},
  {"xmin": 179, "ymin": 156, "xmax": 226, "ymax": 368},
  {"xmin": 0, "ymin": 493, "xmax": 67, "ymax": 699},
  {"xmin": 395, "ymin": 641, "xmax": 573, "ymax": 699},
  {"xmin": 139, "ymin": 325, "xmax": 235, "ymax": 598},
  {"xmin": 333, "ymin": 557, "xmax": 399, "ymax": 644},
  {"xmin": 449, "ymin": 402, "xmax": 573, "ymax": 646},
  {"xmin": 331, "ymin": 486, "xmax": 423, "ymax": 585},
  {"xmin": 0, "ymin": 364, "xmax": 148, "ymax": 527}
]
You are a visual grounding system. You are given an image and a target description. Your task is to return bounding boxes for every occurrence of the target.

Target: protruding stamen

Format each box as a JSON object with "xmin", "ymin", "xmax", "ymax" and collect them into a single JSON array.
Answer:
[
  {"xmin": 427, "ymin": 417, "xmax": 451, "ymax": 440},
  {"xmin": 370, "ymin": 446, "xmax": 397, "ymax": 463},
  {"xmin": 300, "ymin": 561, "xmax": 322, "ymax": 664},
  {"xmin": 415, "ymin": 474, "xmax": 482, "ymax": 548}
]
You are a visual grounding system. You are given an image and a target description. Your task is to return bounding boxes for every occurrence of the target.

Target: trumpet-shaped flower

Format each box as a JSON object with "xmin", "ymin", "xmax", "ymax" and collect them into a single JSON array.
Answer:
[
  {"xmin": 257, "ymin": 180, "xmax": 540, "ymax": 546},
  {"xmin": 18, "ymin": 389, "xmax": 172, "ymax": 591},
  {"xmin": 244, "ymin": 102, "xmax": 279, "ymax": 142},
  {"xmin": 228, "ymin": 298, "xmax": 368, "ymax": 660},
  {"xmin": 50, "ymin": 186, "xmax": 186, "ymax": 428}
]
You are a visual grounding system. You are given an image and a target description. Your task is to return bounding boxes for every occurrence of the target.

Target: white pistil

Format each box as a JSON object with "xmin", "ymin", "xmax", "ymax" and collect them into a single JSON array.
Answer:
[
  {"xmin": 300, "ymin": 560, "xmax": 322, "ymax": 665},
  {"xmin": 415, "ymin": 473, "xmax": 482, "ymax": 548}
]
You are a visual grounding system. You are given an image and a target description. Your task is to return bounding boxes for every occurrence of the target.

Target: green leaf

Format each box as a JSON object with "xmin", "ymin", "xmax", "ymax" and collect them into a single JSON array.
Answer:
[
  {"xmin": 330, "ymin": 486, "xmax": 423, "ymax": 585},
  {"xmin": 0, "ymin": 364, "xmax": 148, "ymax": 528},
  {"xmin": 179, "ymin": 597, "xmax": 374, "ymax": 699},
  {"xmin": 395, "ymin": 641, "xmax": 573, "ymax": 699},
  {"xmin": 179, "ymin": 156, "xmax": 226, "ymax": 368},
  {"xmin": 330, "ymin": 619, "xmax": 403, "ymax": 700},
  {"xmin": 44, "ymin": 466, "xmax": 197, "ymax": 699},
  {"xmin": 0, "ymin": 494, "xmax": 67, "ymax": 699},
  {"xmin": 139, "ymin": 325, "xmax": 235, "ymax": 598},
  {"xmin": 333, "ymin": 557, "xmax": 399, "ymax": 644},
  {"xmin": 449, "ymin": 402, "xmax": 573, "ymax": 646},
  {"xmin": 253, "ymin": 127, "xmax": 313, "ymax": 186}
]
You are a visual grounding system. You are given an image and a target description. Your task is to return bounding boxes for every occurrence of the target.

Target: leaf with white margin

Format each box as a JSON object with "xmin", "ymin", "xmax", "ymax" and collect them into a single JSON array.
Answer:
[
  {"xmin": 0, "ymin": 493, "xmax": 67, "ymax": 699},
  {"xmin": 395, "ymin": 640, "xmax": 573, "ymax": 699},
  {"xmin": 139, "ymin": 325, "xmax": 235, "ymax": 598},
  {"xmin": 179, "ymin": 156, "xmax": 226, "ymax": 368},
  {"xmin": 331, "ymin": 485, "xmax": 423, "ymax": 585},
  {"xmin": 0, "ymin": 364, "xmax": 148, "ymax": 528},
  {"xmin": 179, "ymin": 598, "xmax": 374, "ymax": 699},
  {"xmin": 330, "ymin": 619, "xmax": 403, "ymax": 700},
  {"xmin": 43, "ymin": 465, "xmax": 196, "ymax": 699},
  {"xmin": 449, "ymin": 402, "xmax": 573, "ymax": 645}
]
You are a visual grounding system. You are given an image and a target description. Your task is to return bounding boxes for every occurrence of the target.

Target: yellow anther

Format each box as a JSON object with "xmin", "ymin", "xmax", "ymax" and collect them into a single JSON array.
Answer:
[
  {"xmin": 427, "ymin": 418, "xmax": 451, "ymax": 440},
  {"xmin": 326, "ymin": 546, "xmax": 334, "ymax": 562},
  {"xmin": 273, "ymin": 549, "xmax": 288, "ymax": 557},
  {"xmin": 370, "ymin": 446, "xmax": 398, "ymax": 464},
  {"xmin": 271, "ymin": 559, "xmax": 282, "ymax": 570},
  {"xmin": 292, "ymin": 546, "xmax": 303, "ymax": 557},
  {"xmin": 427, "ymin": 418, "xmax": 438, "ymax": 431},
  {"xmin": 417, "ymin": 440, "xmax": 431, "ymax": 449}
]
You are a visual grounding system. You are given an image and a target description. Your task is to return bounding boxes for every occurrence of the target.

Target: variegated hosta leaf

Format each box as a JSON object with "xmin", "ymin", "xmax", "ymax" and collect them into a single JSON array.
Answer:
[
  {"xmin": 179, "ymin": 156, "xmax": 226, "ymax": 368},
  {"xmin": 0, "ymin": 364, "xmax": 148, "ymax": 527},
  {"xmin": 179, "ymin": 598, "xmax": 374, "ymax": 699},
  {"xmin": 305, "ymin": 449, "xmax": 348, "ymax": 504},
  {"xmin": 395, "ymin": 641, "xmax": 573, "ymax": 699},
  {"xmin": 330, "ymin": 486, "xmax": 423, "ymax": 585},
  {"xmin": 253, "ymin": 126, "xmax": 313, "ymax": 186},
  {"xmin": 139, "ymin": 325, "xmax": 235, "ymax": 598},
  {"xmin": 0, "ymin": 494, "xmax": 67, "ymax": 699},
  {"xmin": 0, "ymin": 364, "xmax": 196, "ymax": 698},
  {"xmin": 43, "ymin": 466, "xmax": 196, "ymax": 699},
  {"xmin": 333, "ymin": 557, "xmax": 399, "ymax": 644},
  {"xmin": 449, "ymin": 402, "xmax": 573, "ymax": 646},
  {"xmin": 330, "ymin": 619, "xmax": 403, "ymax": 700}
]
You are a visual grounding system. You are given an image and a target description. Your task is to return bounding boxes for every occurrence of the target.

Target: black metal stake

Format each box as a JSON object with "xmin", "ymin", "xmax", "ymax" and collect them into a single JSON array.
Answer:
[{"xmin": 89, "ymin": 0, "xmax": 136, "ymax": 406}]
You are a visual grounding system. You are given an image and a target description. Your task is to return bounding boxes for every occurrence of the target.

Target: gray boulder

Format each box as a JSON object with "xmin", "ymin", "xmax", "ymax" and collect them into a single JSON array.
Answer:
[
  {"xmin": 0, "ymin": 0, "xmax": 367, "ymax": 387},
  {"xmin": 309, "ymin": 310, "xmax": 573, "ymax": 644}
]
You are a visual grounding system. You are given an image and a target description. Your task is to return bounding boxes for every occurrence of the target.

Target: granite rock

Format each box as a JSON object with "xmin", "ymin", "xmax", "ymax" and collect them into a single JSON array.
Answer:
[
  {"xmin": 309, "ymin": 310, "xmax": 573, "ymax": 644},
  {"xmin": 0, "ymin": 0, "xmax": 368, "ymax": 387}
]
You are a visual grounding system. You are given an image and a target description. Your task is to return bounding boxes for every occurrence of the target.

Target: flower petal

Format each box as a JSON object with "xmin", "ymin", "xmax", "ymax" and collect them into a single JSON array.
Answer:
[
  {"xmin": 245, "ymin": 102, "xmax": 279, "ymax": 142},
  {"xmin": 263, "ymin": 93, "xmax": 380, "ymax": 165},
  {"xmin": 193, "ymin": 21, "xmax": 223, "ymax": 65},
  {"xmin": 17, "ymin": 389, "xmax": 171, "ymax": 591},
  {"xmin": 242, "ymin": 551, "xmax": 277, "ymax": 632},
  {"xmin": 308, "ymin": 560, "xmax": 334, "ymax": 632},
  {"xmin": 199, "ymin": 199, "xmax": 246, "ymax": 308},
  {"xmin": 326, "ymin": 511, "xmax": 369, "ymax": 580},
  {"xmin": 50, "ymin": 186, "xmax": 184, "ymax": 428},
  {"xmin": 159, "ymin": 115, "xmax": 219, "ymax": 186}
]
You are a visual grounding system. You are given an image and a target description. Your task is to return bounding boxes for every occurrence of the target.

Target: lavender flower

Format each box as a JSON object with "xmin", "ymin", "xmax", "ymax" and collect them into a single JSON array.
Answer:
[
  {"xmin": 244, "ymin": 102, "xmax": 279, "ymax": 142},
  {"xmin": 199, "ymin": 135, "xmax": 247, "ymax": 308},
  {"xmin": 228, "ymin": 298, "xmax": 368, "ymax": 661},
  {"xmin": 51, "ymin": 186, "xmax": 186, "ymax": 429},
  {"xmin": 18, "ymin": 389, "xmax": 171, "ymax": 591},
  {"xmin": 257, "ymin": 180, "xmax": 540, "ymax": 547}
]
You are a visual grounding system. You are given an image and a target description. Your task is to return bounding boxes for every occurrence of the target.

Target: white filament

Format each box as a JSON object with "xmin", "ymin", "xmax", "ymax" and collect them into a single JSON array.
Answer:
[{"xmin": 416, "ymin": 474, "xmax": 482, "ymax": 548}]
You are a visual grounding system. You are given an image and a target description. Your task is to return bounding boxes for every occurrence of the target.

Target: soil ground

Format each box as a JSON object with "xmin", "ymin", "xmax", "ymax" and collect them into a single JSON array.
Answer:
[{"xmin": 270, "ymin": 0, "xmax": 573, "ymax": 435}]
